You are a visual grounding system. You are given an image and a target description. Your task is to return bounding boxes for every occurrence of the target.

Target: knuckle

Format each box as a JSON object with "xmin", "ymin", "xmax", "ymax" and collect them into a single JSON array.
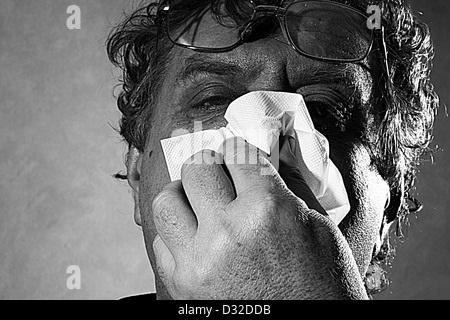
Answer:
[
  {"xmin": 180, "ymin": 161, "xmax": 199, "ymax": 184},
  {"xmin": 152, "ymin": 187, "xmax": 179, "ymax": 225},
  {"xmin": 152, "ymin": 182, "xmax": 180, "ymax": 210},
  {"xmin": 245, "ymin": 192, "xmax": 297, "ymax": 232},
  {"xmin": 152, "ymin": 190, "xmax": 170, "ymax": 214},
  {"xmin": 252, "ymin": 193, "xmax": 281, "ymax": 221}
]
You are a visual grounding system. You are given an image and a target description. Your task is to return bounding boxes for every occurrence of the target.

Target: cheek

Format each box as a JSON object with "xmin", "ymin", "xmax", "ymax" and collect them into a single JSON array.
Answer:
[
  {"xmin": 139, "ymin": 124, "xmax": 173, "ymax": 262},
  {"xmin": 331, "ymin": 139, "xmax": 389, "ymax": 276},
  {"xmin": 140, "ymin": 146, "xmax": 170, "ymax": 231}
]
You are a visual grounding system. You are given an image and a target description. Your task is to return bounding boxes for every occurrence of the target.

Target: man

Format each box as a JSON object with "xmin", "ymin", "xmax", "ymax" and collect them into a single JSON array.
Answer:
[{"xmin": 107, "ymin": 0, "xmax": 439, "ymax": 299}]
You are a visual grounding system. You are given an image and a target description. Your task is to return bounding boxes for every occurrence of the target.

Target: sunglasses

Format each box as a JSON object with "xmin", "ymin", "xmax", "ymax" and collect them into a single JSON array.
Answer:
[{"xmin": 159, "ymin": 0, "xmax": 385, "ymax": 63}]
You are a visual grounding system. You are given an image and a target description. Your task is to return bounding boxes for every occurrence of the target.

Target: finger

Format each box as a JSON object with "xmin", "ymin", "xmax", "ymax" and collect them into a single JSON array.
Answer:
[
  {"xmin": 152, "ymin": 181, "xmax": 197, "ymax": 255},
  {"xmin": 181, "ymin": 149, "xmax": 236, "ymax": 219},
  {"xmin": 278, "ymin": 135, "xmax": 327, "ymax": 216},
  {"xmin": 221, "ymin": 137, "xmax": 276, "ymax": 196},
  {"xmin": 153, "ymin": 234, "xmax": 176, "ymax": 292}
]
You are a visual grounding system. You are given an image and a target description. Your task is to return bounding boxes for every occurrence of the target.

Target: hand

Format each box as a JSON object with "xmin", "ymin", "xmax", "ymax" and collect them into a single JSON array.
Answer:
[{"xmin": 152, "ymin": 136, "xmax": 368, "ymax": 300}]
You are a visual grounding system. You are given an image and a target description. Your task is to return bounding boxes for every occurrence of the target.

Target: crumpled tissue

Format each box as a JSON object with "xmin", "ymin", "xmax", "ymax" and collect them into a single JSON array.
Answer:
[{"xmin": 160, "ymin": 91, "xmax": 350, "ymax": 225}]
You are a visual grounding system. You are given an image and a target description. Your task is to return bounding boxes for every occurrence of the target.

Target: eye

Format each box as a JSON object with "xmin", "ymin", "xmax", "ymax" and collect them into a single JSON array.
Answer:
[
  {"xmin": 305, "ymin": 100, "xmax": 349, "ymax": 133},
  {"xmin": 191, "ymin": 95, "xmax": 233, "ymax": 111},
  {"xmin": 183, "ymin": 83, "xmax": 240, "ymax": 119},
  {"xmin": 300, "ymin": 86, "xmax": 354, "ymax": 134}
]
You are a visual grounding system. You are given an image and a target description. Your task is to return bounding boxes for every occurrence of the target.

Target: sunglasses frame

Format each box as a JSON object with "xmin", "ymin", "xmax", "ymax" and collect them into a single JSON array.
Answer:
[{"xmin": 159, "ymin": 0, "xmax": 378, "ymax": 63}]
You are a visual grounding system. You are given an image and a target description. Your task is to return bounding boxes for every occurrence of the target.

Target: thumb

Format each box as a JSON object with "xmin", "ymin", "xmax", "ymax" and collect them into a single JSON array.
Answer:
[{"xmin": 278, "ymin": 135, "xmax": 327, "ymax": 216}]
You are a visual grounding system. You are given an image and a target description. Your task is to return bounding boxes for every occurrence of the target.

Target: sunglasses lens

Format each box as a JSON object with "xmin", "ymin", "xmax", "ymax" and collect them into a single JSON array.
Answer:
[{"xmin": 285, "ymin": 1, "xmax": 372, "ymax": 60}]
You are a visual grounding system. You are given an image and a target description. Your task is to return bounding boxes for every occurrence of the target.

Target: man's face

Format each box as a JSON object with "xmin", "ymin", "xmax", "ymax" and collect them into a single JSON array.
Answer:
[{"xmin": 135, "ymin": 7, "xmax": 390, "ymax": 296}]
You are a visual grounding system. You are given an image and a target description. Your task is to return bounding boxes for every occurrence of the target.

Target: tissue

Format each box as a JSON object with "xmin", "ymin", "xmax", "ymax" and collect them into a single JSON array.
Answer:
[{"xmin": 160, "ymin": 91, "xmax": 350, "ymax": 225}]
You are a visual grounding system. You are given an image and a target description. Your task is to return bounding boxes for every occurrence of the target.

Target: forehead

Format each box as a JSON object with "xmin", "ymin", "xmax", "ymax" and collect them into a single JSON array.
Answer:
[{"xmin": 164, "ymin": 35, "xmax": 374, "ymax": 90}]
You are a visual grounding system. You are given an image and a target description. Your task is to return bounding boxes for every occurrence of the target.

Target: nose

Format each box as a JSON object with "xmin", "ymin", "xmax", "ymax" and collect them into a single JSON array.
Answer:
[{"xmin": 246, "ymin": 50, "xmax": 293, "ymax": 93}]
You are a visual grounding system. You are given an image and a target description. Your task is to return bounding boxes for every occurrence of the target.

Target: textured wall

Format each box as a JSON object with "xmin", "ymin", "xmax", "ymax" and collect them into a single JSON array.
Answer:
[
  {"xmin": 0, "ymin": 0, "xmax": 448, "ymax": 300},
  {"xmin": 0, "ymin": 0, "xmax": 154, "ymax": 300}
]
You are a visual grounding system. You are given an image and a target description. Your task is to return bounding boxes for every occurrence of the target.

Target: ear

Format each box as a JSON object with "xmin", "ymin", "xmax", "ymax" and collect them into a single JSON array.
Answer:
[{"xmin": 127, "ymin": 146, "xmax": 143, "ymax": 226}]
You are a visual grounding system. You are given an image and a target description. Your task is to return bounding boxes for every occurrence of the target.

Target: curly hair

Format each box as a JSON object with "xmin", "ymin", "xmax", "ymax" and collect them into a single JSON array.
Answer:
[
  {"xmin": 360, "ymin": 0, "xmax": 439, "ymax": 223},
  {"xmin": 106, "ymin": 0, "xmax": 439, "ymax": 294}
]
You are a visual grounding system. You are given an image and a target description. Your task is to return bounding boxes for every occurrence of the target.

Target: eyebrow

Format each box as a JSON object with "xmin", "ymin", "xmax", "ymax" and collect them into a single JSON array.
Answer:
[
  {"xmin": 176, "ymin": 52, "xmax": 364, "ymax": 88},
  {"xmin": 176, "ymin": 53, "xmax": 247, "ymax": 84}
]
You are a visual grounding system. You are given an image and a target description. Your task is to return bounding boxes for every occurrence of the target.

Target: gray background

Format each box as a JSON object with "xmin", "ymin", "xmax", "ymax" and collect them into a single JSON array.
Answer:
[{"xmin": 0, "ymin": 0, "xmax": 448, "ymax": 300}]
